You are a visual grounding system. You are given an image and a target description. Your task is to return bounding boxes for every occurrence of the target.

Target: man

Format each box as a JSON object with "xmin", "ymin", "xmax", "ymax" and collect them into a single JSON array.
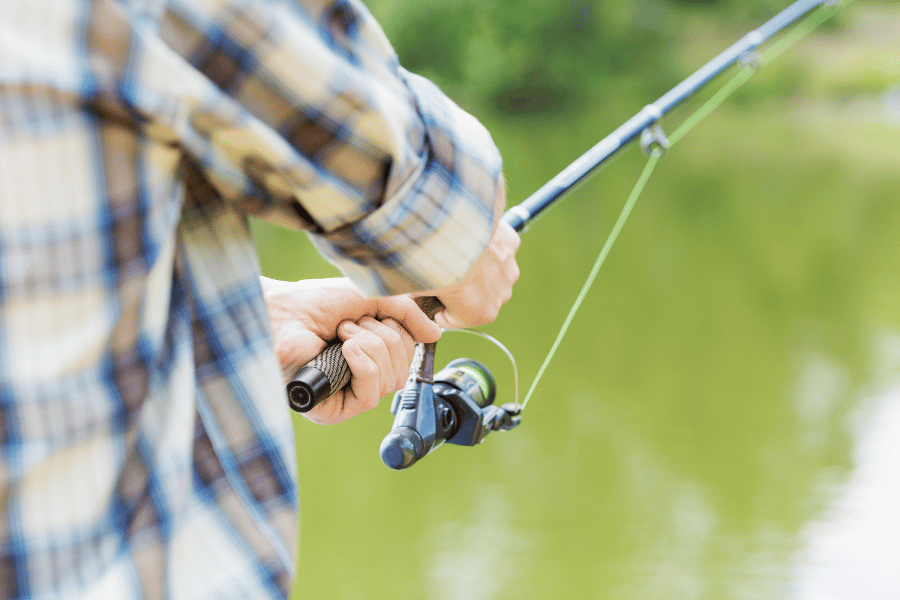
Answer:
[{"xmin": 0, "ymin": 0, "xmax": 518, "ymax": 598}]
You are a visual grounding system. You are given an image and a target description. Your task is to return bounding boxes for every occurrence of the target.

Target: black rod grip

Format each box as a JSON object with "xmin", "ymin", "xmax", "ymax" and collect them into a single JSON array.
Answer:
[
  {"xmin": 287, "ymin": 342, "xmax": 350, "ymax": 412},
  {"xmin": 286, "ymin": 296, "xmax": 444, "ymax": 413}
]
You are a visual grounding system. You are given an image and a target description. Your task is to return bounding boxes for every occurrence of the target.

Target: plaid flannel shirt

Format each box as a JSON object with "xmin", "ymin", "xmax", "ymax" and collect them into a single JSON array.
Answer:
[{"xmin": 0, "ymin": 0, "xmax": 502, "ymax": 597}]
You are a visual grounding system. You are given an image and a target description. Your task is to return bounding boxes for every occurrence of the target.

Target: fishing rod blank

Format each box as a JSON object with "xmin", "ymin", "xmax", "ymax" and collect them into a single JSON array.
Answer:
[
  {"xmin": 503, "ymin": 0, "xmax": 835, "ymax": 232},
  {"xmin": 287, "ymin": 0, "xmax": 836, "ymax": 414}
]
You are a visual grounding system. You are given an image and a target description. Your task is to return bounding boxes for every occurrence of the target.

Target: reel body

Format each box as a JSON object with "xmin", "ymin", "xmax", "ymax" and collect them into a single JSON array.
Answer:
[{"xmin": 380, "ymin": 358, "xmax": 521, "ymax": 470}]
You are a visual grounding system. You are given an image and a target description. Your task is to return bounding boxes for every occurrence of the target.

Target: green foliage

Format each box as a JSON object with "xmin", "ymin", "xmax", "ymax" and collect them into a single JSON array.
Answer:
[
  {"xmin": 370, "ymin": 0, "xmax": 671, "ymax": 114},
  {"xmin": 362, "ymin": 0, "xmax": 839, "ymax": 116}
]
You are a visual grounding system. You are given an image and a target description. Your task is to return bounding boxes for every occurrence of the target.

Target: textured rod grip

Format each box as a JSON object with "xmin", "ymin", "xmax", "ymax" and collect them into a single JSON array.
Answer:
[
  {"xmin": 286, "ymin": 342, "xmax": 351, "ymax": 412},
  {"xmin": 285, "ymin": 296, "xmax": 444, "ymax": 413}
]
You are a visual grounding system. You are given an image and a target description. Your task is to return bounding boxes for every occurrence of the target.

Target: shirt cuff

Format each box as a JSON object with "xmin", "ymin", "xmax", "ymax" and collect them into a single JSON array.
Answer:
[{"xmin": 309, "ymin": 70, "xmax": 503, "ymax": 297}]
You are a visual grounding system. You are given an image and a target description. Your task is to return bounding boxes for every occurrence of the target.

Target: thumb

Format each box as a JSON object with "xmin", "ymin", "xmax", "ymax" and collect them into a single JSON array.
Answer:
[{"xmin": 433, "ymin": 309, "xmax": 466, "ymax": 330}]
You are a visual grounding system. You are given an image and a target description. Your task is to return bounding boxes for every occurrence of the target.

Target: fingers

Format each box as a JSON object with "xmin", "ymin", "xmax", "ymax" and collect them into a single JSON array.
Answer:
[
  {"xmin": 267, "ymin": 277, "xmax": 440, "ymax": 345},
  {"xmin": 370, "ymin": 295, "xmax": 441, "ymax": 343},
  {"xmin": 320, "ymin": 317, "xmax": 416, "ymax": 423},
  {"xmin": 433, "ymin": 305, "xmax": 467, "ymax": 330},
  {"xmin": 339, "ymin": 321, "xmax": 390, "ymax": 403},
  {"xmin": 354, "ymin": 317, "xmax": 414, "ymax": 392},
  {"xmin": 378, "ymin": 318, "xmax": 416, "ymax": 380},
  {"xmin": 339, "ymin": 337, "xmax": 381, "ymax": 414}
]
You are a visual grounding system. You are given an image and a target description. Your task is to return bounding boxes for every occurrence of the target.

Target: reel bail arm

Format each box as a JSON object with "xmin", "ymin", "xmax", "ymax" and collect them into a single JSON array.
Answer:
[{"xmin": 482, "ymin": 403, "xmax": 523, "ymax": 432}]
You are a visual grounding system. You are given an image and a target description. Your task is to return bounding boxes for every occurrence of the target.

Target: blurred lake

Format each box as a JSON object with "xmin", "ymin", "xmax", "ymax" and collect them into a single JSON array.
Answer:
[{"xmin": 251, "ymin": 3, "xmax": 900, "ymax": 598}]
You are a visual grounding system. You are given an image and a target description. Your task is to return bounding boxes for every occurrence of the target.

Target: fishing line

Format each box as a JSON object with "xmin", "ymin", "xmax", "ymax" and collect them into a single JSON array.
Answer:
[
  {"xmin": 519, "ymin": 0, "xmax": 849, "ymax": 410},
  {"xmin": 442, "ymin": 328, "xmax": 520, "ymax": 409},
  {"xmin": 520, "ymin": 154, "xmax": 660, "ymax": 409}
]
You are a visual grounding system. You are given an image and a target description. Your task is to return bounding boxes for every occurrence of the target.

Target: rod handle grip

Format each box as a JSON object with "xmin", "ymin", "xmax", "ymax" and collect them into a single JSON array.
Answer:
[
  {"xmin": 286, "ymin": 342, "xmax": 350, "ymax": 412},
  {"xmin": 286, "ymin": 296, "xmax": 444, "ymax": 413}
]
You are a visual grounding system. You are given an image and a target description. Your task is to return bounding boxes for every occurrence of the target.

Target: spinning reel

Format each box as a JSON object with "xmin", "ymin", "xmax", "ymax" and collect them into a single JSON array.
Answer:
[{"xmin": 380, "ymin": 351, "xmax": 521, "ymax": 470}]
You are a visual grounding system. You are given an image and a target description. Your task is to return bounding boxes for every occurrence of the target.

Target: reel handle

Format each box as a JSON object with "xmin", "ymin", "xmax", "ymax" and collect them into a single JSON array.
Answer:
[{"xmin": 286, "ymin": 296, "xmax": 444, "ymax": 412}]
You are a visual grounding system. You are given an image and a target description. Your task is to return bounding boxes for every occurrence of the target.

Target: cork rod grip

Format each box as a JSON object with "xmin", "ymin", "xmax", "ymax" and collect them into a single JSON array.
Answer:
[{"xmin": 286, "ymin": 296, "xmax": 443, "ymax": 413}]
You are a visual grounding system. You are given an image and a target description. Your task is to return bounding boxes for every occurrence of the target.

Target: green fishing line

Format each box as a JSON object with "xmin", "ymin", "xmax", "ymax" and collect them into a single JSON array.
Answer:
[{"xmin": 521, "ymin": 154, "xmax": 660, "ymax": 408}]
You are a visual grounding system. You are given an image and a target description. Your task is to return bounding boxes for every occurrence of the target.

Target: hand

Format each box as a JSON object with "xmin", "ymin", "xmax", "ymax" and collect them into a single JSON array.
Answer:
[
  {"xmin": 428, "ymin": 179, "xmax": 521, "ymax": 328},
  {"xmin": 262, "ymin": 277, "xmax": 441, "ymax": 425}
]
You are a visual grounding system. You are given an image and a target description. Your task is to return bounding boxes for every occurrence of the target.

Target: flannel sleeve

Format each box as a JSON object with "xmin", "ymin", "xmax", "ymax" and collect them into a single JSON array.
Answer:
[{"xmin": 153, "ymin": 0, "xmax": 503, "ymax": 296}]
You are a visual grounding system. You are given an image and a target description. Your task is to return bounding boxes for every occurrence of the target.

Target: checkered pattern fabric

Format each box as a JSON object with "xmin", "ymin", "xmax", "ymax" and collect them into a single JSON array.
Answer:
[{"xmin": 0, "ymin": 0, "xmax": 502, "ymax": 597}]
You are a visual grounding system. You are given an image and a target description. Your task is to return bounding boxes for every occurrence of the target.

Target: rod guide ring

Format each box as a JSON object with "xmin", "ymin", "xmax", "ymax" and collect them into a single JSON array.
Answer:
[{"xmin": 640, "ymin": 123, "xmax": 670, "ymax": 158}]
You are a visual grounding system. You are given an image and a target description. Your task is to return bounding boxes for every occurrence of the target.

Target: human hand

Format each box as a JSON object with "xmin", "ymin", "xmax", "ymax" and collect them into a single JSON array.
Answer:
[
  {"xmin": 428, "ymin": 179, "xmax": 521, "ymax": 328},
  {"xmin": 262, "ymin": 277, "xmax": 441, "ymax": 425}
]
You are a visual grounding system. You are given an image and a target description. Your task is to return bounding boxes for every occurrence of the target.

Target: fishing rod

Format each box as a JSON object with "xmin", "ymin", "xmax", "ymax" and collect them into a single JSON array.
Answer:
[
  {"xmin": 287, "ymin": 0, "xmax": 845, "ymax": 469},
  {"xmin": 504, "ymin": 0, "xmax": 840, "ymax": 232}
]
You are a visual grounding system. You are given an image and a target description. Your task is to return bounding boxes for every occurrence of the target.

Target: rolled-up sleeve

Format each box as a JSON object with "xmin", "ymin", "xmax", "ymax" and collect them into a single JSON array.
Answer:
[{"xmin": 153, "ymin": 0, "xmax": 502, "ymax": 296}]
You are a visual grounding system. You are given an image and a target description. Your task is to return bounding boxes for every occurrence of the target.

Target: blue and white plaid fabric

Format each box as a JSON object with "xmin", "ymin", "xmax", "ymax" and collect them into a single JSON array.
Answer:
[{"xmin": 0, "ymin": 0, "xmax": 503, "ymax": 597}]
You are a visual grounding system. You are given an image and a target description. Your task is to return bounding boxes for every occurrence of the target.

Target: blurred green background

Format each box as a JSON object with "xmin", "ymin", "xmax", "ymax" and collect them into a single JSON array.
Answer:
[{"xmin": 252, "ymin": 1, "xmax": 900, "ymax": 598}]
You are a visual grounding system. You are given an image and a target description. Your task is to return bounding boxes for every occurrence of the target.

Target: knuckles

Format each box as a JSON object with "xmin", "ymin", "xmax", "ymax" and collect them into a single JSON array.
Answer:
[
  {"xmin": 380, "ymin": 326, "xmax": 402, "ymax": 347},
  {"xmin": 361, "ymin": 394, "xmax": 380, "ymax": 411}
]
